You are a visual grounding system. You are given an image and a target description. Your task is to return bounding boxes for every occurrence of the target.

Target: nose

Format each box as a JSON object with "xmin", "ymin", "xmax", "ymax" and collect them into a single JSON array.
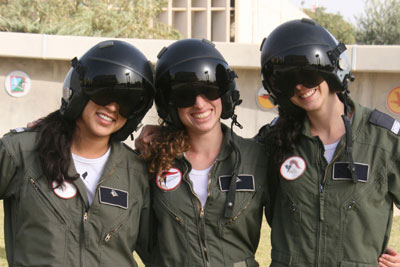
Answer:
[
  {"xmin": 295, "ymin": 83, "xmax": 309, "ymax": 90},
  {"xmin": 193, "ymin": 94, "xmax": 208, "ymax": 107},
  {"xmin": 105, "ymin": 101, "xmax": 120, "ymax": 112}
]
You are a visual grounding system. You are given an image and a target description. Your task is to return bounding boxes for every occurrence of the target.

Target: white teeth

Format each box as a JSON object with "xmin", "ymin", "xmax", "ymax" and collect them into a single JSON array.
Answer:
[
  {"xmin": 300, "ymin": 89, "xmax": 315, "ymax": 99},
  {"xmin": 194, "ymin": 110, "xmax": 211, "ymax": 119},
  {"xmin": 98, "ymin": 113, "xmax": 113, "ymax": 122}
]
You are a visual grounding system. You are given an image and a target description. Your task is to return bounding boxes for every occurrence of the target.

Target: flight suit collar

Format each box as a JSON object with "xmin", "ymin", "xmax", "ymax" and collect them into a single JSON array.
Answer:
[
  {"xmin": 175, "ymin": 123, "xmax": 234, "ymax": 173},
  {"xmin": 216, "ymin": 123, "xmax": 234, "ymax": 162},
  {"xmin": 300, "ymin": 98, "xmax": 362, "ymax": 140}
]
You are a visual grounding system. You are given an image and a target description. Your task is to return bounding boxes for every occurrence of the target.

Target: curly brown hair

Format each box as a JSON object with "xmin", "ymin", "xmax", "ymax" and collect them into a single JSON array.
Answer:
[{"xmin": 141, "ymin": 121, "xmax": 190, "ymax": 180}]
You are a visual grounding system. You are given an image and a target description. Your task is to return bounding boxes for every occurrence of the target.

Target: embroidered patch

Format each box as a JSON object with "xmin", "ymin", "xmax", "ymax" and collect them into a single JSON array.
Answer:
[
  {"xmin": 218, "ymin": 175, "xmax": 255, "ymax": 191},
  {"xmin": 10, "ymin": 127, "xmax": 28, "ymax": 133},
  {"xmin": 99, "ymin": 186, "xmax": 128, "ymax": 209},
  {"xmin": 333, "ymin": 162, "xmax": 369, "ymax": 182},
  {"xmin": 156, "ymin": 168, "xmax": 182, "ymax": 191},
  {"xmin": 52, "ymin": 180, "xmax": 77, "ymax": 199},
  {"xmin": 280, "ymin": 156, "xmax": 306, "ymax": 181}
]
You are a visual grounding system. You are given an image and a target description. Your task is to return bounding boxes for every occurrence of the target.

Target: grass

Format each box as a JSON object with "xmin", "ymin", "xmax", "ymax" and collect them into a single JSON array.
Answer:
[{"xmin": 0, "ymin": 202, "xmax": 398, "ymax": 266}]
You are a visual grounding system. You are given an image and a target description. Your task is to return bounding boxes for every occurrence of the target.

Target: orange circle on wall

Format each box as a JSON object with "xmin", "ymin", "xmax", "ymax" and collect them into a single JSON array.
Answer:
[
  {"xmin": 257, "ymin": 87, "xmax": 275, "ymax": 110},
  {"xmin": 386, "ymin": 86, "xmax": 400, "ymax": 115}
]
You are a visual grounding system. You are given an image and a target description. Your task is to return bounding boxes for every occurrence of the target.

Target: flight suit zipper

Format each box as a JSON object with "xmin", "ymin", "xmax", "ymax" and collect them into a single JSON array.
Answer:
[
  {"xmin": 81, "ymin": 210, "xmax": 88, "ymax": 267},
  {"xmin": 316, "ymin": 142, "xmax": 345, "ymax": 266},
  {"xmin": 183, "ymin": 159, "xmax": 215, "ymax": 267}
]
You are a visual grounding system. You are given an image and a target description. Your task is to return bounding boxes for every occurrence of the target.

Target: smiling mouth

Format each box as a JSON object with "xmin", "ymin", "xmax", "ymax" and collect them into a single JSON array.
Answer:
[
  {"xmin": 193, "ymin": 110, "xmax": 211, "ymax": 119},
  {"xmin": 98, "ymin": 113, "xmax": 114, "ymax": 122},
  {"xmin": 300, "ymin": 89, "xmax": 316, "ymax": 99}
]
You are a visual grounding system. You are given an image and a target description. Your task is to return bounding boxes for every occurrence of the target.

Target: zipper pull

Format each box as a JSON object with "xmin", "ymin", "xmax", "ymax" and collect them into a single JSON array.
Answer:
[
  {"xmin": 320, "ymin": 184, "xmax": 324, "ymax": 193},
  {"xmin": 200, "ymin": 208, "xmax": 205, "ymax": 218},
  {"xmin": 83, "ymin": 211, "xmax": 88, "ymax": 222},
  {"xmin": 105, "ymin": 233, "xmax": 111, "ymax": 242}
]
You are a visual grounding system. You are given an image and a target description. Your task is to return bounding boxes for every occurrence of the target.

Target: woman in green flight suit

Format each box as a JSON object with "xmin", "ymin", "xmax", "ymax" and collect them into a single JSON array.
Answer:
[
  {"xmin": 0, "ymin": 40, "xmax": 153, "ymax": 266},
  {"xmin": 259, "ymin": 18, "xmax": 400, "ymax": 267}
]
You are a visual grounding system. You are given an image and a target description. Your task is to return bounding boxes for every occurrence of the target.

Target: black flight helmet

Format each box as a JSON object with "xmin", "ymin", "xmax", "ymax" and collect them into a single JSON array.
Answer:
[
  {"xmin": 154, "ymin": 38, "xmax": 241, "ymax": 129},
  {"xmin": 60, "ymin": 40, "xmax": 154, "ymax": 141},
  {"xmin": 260, "ymin": 18, "xmax": 354, "ymax": 104}
]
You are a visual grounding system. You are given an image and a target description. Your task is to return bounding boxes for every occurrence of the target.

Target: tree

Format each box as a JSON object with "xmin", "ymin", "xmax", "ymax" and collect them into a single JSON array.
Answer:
[
  {"xmin": 355, "ymin": 0, "xmax": 400, "ymax": 44},
  {"xmin": 0, "ymin": 0, "xmax": 181, "ymax": 39},
  {"xmin": 303, "ymin": 7, "xmax": 356, "ymax": 44}
]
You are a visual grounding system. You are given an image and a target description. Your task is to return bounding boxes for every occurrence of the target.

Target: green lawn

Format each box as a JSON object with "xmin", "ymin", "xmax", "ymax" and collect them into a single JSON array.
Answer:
[{"xmin": 0, "ymin": 203, "xmax": 398, "ymax": 266}]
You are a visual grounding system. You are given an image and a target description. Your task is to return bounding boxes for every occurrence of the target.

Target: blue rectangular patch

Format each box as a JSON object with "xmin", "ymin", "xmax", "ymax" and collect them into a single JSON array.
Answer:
[
  {"xmin": 99, "ymin": 186, "xmax": 128, "ymax": 209},
  {"xmin": 332, "ymin": 162, "xmax": 369, "ymax": 182},
  {"xmin": 218, "ymin": 175, "xmax": 255, "ymax": 191}
]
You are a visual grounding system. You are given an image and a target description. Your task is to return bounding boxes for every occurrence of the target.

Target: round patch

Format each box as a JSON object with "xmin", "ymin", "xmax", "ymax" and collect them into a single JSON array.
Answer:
[
  {"xmin": 156, "ymin": 168, "xmax": 182, "ymax": 191},
  {"xmin": 280, "ymin": 156, "xmax": 306, "ymax": 181},
  {"xmin": 386, "ymin": 86, "xmax": 400, "ymax": 115},
  {"xmin": 4, "ymin": 70, "xmax": 31, "ymax": 97},
  {"xmin": 256, "ymin": 87, "xmax": 275, "ymax": 110},
  {"xmin": 52, "ymin": 180, "xmax": 78, "ymax": 199}
]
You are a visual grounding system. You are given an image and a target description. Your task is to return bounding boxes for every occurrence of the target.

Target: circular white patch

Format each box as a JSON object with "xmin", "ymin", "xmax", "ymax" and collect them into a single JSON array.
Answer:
[
  {"xmin": 280, "ymin": 156, "xmax": 306, "ymax": 181},
  {"xmin": 156, "ymin": 168, "xmax": 182, "ymax": 191},
  {"xmin": 52, "ymin": 180, "xmax": 78, "ymax": 199},
  {"xmin": 5, "ymin": 71, "xmax": 31, "ymax": 97}
]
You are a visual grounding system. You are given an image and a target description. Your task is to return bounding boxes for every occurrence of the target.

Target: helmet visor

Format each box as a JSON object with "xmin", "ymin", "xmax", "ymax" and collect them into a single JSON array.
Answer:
[
  {"xmin": 266, "ymin": 67, "xmax": 325, "ymax": 98},
  {"xmin": 159, "ymin": 59, "xmax": 234, "ymax": 108},
  {"xmin": 170, "ymin": 82, "xmax": 222, "ymax": 108},
  {"xmin": 87, "ymin": 84, "xmax": 150, "ymax": 119}
]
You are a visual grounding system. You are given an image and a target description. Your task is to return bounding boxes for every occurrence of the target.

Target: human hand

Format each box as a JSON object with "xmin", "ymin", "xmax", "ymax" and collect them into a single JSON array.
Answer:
[
  {"xmin": 134, "ymin": 124, "xmax": 160, "ymax": 153},
  {"xmin": 26, "ymin": 119, "xmax": 42, "ymax": 128},
  {"xmin": 379, "ymin": 247, "xmax": 400, "ymax": 267}
]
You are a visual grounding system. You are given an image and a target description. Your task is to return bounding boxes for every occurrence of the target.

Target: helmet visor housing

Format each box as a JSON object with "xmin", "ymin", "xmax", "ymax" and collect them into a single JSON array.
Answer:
[
  {"xmin": 80, "ymin": 59, "xmax": 153, "ymax": 119},
  {"xmin": 157, "ymin": 58, "xmax": 234, "ymax": 108}
]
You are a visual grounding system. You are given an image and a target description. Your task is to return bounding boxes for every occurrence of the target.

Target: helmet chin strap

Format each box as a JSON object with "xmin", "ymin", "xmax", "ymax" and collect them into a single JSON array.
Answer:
[
  {"xmin": 341, "ymin": 91, "xmax": 358, "ymax": 183},
  {"xmin": 224, "ymin": 101, "xmax": 243, "ymax": 218}
]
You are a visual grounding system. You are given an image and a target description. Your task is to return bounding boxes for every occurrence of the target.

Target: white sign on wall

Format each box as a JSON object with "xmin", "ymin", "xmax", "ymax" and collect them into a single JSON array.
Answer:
[{"xmin": 4, "ymin": 71, "xmax": 31, "ymax": 97}]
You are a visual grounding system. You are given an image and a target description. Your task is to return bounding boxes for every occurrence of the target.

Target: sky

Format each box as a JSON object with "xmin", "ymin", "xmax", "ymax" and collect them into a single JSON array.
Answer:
[{"xmin": 289, "ymin": 0, "xmax": 366, "ymax": 24}]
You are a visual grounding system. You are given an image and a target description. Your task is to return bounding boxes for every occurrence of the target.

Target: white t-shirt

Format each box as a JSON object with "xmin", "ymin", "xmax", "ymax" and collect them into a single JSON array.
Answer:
[
  {"xmin": 189, "ymin": 165, "xmax": 212, "ymax": 208},
  {"xmin": 324, "ymin": 140, "xmax": 340, "ymax": 164},
  {"xmin": 72, "ymin": 147, "xmax": 111, "ymax": 206}
]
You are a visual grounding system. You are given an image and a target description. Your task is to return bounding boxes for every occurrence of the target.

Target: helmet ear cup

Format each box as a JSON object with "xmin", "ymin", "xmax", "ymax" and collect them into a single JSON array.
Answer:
[
  {"xmin": 221, "ymin": 82, "xmax": 241, "ymax": 119},
  {"xmin": 60, "ymin": 68, "xmax": 89, "ymax": 120}
]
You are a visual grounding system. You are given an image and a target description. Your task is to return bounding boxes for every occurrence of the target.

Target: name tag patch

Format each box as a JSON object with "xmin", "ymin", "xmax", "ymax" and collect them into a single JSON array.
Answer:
[
  {"xmin": 333, "ymin": 162, "xmax": 369, "ymax": 182},
  {"xmin": 219, "ymin": 175, "xmax": 255, "ymax": 191},
  {"xmin": 99, "ymin": 186, "xmax": 128, "ymax": 209}
]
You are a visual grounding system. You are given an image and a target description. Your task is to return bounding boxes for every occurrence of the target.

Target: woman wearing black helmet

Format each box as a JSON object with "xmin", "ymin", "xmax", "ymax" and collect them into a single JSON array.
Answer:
[
  {"xmin": 0, "ymin": 40, "xmax": 153, "ymax": 266},
  {"xmin": 259, "ymin": 18, "xmax": 400, "ymax": 266},
  {"xmin": 141, "ymin": 38, "xmax": 270, "ymax": 266}
]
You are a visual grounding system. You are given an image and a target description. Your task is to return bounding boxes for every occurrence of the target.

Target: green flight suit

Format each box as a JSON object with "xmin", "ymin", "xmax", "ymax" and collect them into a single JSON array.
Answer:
[
  {"xmin": 148, "ymin": 124, "xmax": 270, "ymax": 267},
  {"xmin": 0, "ymin": 130, "xmax": 151, "ymax": 267},
  {"xmin": 265, "ymin": 102, "xmax": 400, "ymax": 266}
]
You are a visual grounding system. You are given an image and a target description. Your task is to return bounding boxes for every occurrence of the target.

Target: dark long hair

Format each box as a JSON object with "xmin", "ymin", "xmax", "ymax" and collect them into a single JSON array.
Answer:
[
  {"xmin": 32, "ymin": 111, "xmax": 79, "ymax": 186},
  {"xmin": 262, "ymin": 98, "xmax": 306, "ymax": 169}
]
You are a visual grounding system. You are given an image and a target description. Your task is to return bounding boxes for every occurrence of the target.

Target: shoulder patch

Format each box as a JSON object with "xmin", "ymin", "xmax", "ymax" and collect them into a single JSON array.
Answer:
[
  {"xmin": 369, "ymin": 109, "xmax": 400, "ymax": 135},
  {"xmin": 9, "ymin": 127, "xmax": 29, "ymax": 134}
]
